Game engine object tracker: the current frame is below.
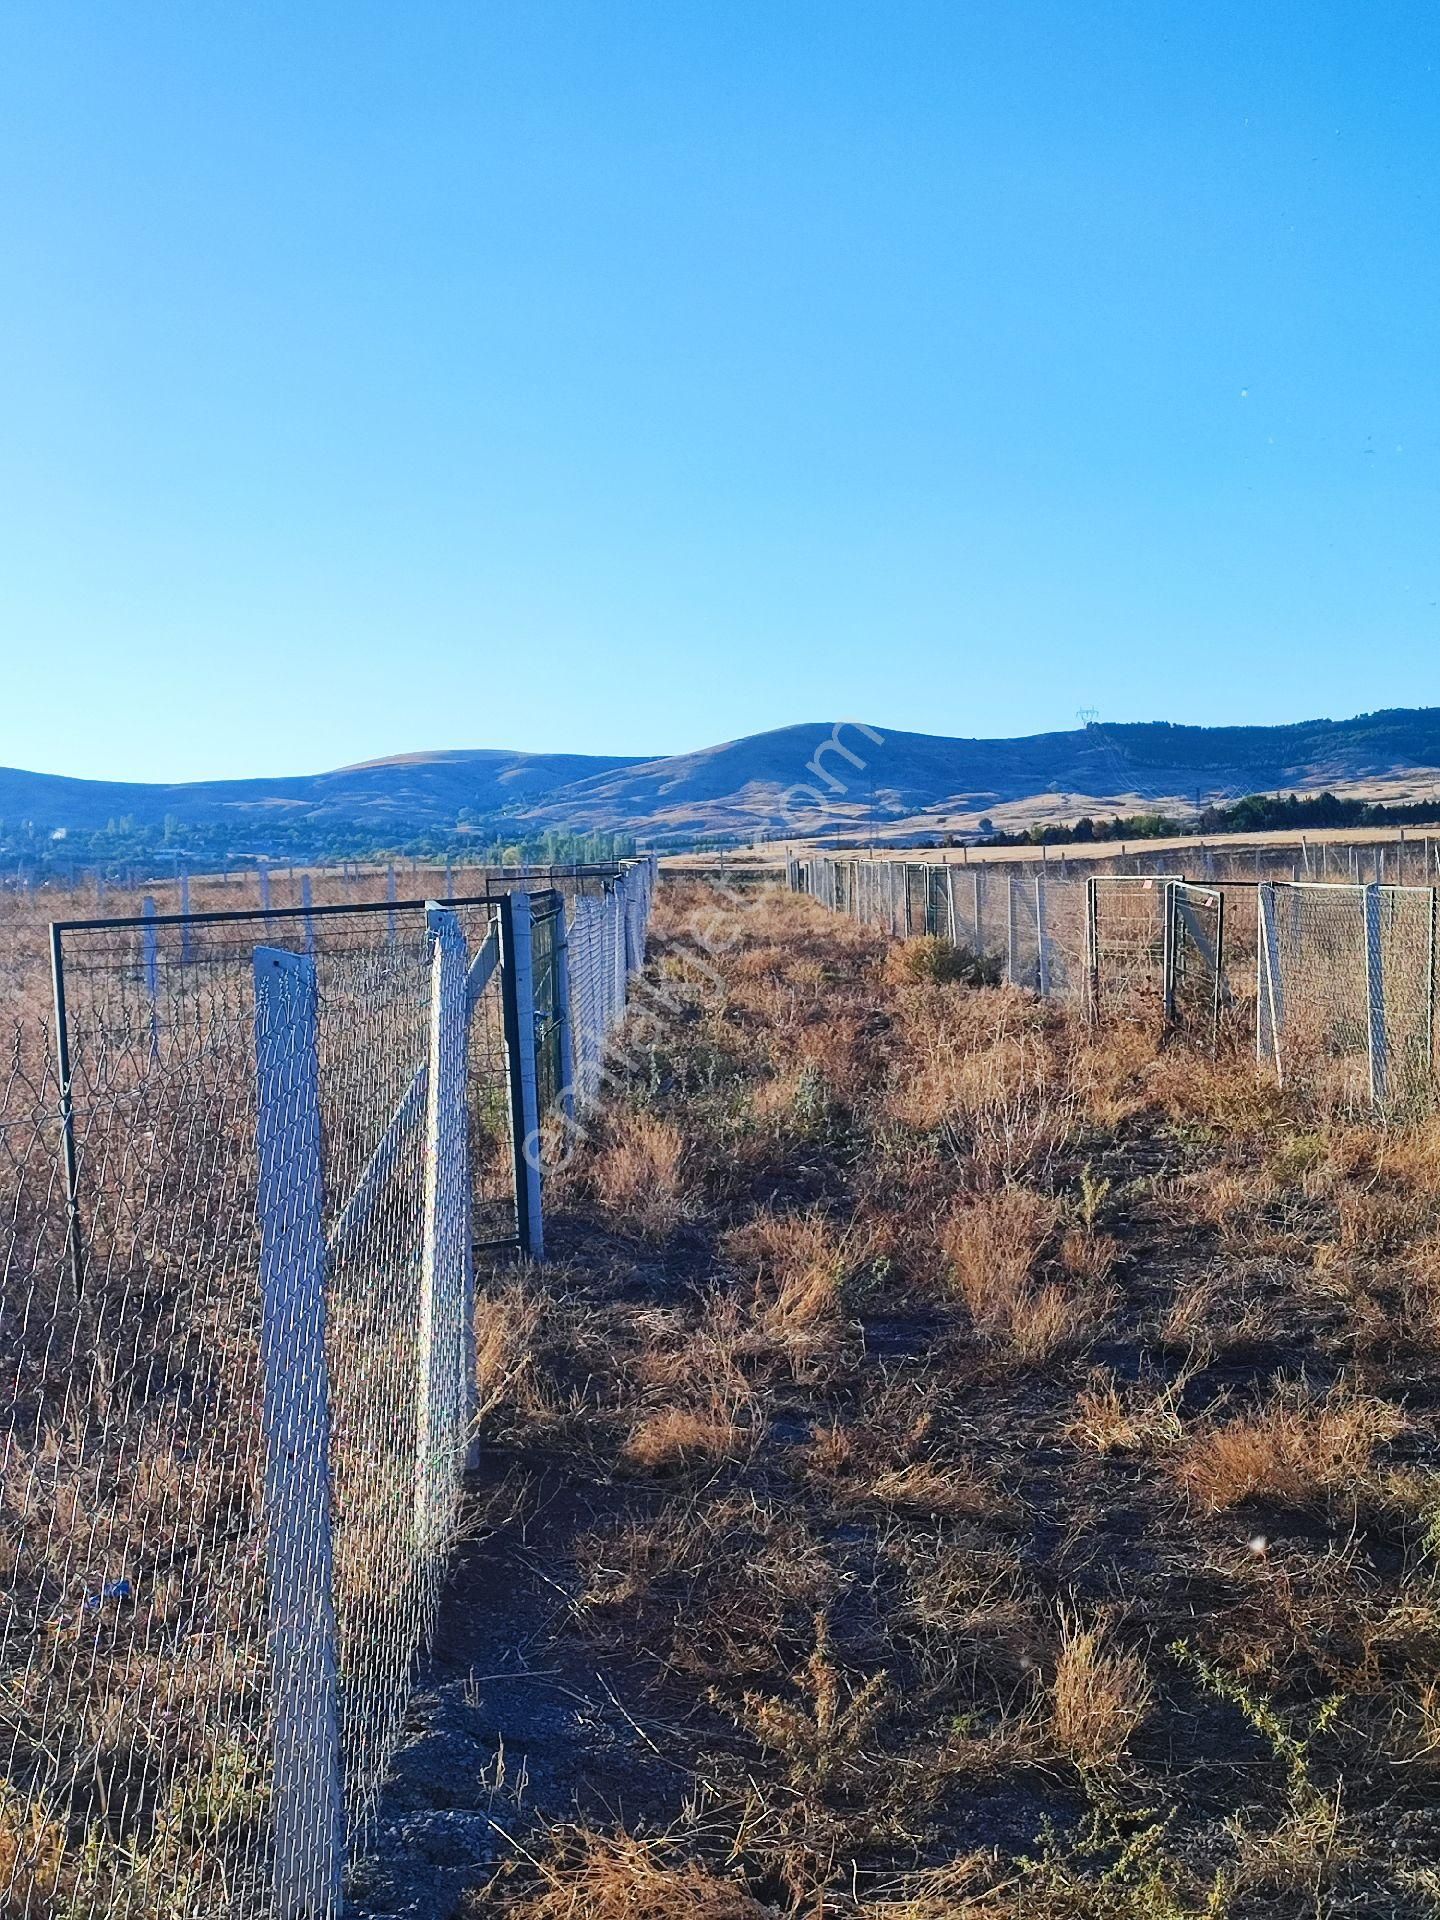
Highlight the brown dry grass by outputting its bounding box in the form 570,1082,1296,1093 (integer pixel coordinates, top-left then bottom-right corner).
588,1109,692,1237
939,1187,1111,1365
458,879,1440,1914
1175,1388,1407,1513
497,1828,771,1919
1048,1610,1154,1770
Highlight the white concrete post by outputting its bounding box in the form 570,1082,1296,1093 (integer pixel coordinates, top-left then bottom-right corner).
1006,875,1019,986
418,906,475,1531
1035,874,1051,998
1257,883,1285,1081
552,899,576,1125
1364,884,1389,1107
142,896,160,1059
252,947,344,1920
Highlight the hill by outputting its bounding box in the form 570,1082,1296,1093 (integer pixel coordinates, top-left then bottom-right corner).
5,710,1440,859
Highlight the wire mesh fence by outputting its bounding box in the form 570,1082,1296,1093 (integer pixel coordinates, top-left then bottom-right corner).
0,861,657,1918
1165,884,1226,1045
1258,882,1438,1110
791,855,1440,1113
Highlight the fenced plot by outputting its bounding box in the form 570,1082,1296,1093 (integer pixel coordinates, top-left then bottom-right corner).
1,861,657,1919
789,855,1440,1113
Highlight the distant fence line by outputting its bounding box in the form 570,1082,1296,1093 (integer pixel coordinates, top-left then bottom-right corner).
0,856,640,916
0,858,655,1917
787,853,1438,1113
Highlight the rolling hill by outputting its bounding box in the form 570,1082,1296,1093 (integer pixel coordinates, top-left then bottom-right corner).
6,710,1440,854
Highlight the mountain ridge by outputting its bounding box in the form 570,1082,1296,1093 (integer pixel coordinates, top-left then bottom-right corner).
6,708,1440,851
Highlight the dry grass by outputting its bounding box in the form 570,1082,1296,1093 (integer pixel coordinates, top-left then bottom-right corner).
496,1828,771,1919
939,1187,1110,1364
620,1403,758,1473
1048,1610,1154,1770
1175,1388,1407,1513
454,880,1440,1910
1067,1368,1188,1456
588,1109,692,1237
721,1207,877,1374
15,864,1440,1916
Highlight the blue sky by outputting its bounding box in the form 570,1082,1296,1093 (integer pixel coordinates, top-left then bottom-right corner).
1,2,1437,782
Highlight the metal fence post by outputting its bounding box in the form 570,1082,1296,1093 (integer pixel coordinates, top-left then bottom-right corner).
1258,883,1285,1081
419,906,475,1521
1035,873,1051,999
1162,884,1177,1028
553,899,576,1124
142,895,160,1059
1085,876,1100,1024
252,947,344,1920
498,890,545,1259
49,925,84,1293
973,870,984,953
259,863,272,918
178,870,192,965
1364,883,1389,1107
1006,875,1018,986
301,875,316,957
386,864,397,946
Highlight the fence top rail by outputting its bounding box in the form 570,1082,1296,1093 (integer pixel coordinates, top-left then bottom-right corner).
49,888,556,936
1274,880,1437,895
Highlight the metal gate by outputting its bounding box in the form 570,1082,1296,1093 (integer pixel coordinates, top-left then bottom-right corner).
1085,876,1180,1021
1164,882,1226,1046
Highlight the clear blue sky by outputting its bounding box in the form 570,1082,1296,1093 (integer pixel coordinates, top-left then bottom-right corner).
2,2,1437,782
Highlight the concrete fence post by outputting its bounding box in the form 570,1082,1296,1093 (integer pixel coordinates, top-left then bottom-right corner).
1006,875,1019,986
142,896,160,1059
1364,884,1389,1107
252,947,344,1920
1257,883,1285,1081
552,900,576,1125
418,906,475,1522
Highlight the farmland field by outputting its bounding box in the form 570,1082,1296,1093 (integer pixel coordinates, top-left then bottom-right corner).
6,872,1440,1917
344,880,1440,1918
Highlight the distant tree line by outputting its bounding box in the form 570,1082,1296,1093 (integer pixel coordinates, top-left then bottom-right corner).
977,788,1440,849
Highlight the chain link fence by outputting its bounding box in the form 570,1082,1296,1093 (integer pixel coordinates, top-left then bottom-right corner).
0,862,656,1918
791,855,1440,1112
1258,881,1437,1110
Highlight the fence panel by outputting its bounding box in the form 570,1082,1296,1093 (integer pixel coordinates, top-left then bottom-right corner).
1,895,520,1917
1165,883,1225,1045
1261,883,1436,1109
1088,876,1178,1021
